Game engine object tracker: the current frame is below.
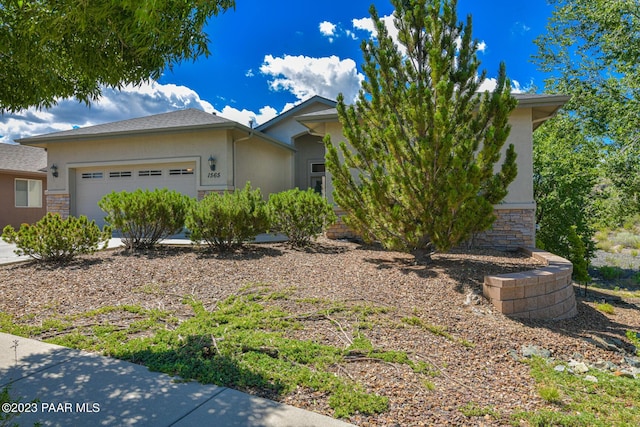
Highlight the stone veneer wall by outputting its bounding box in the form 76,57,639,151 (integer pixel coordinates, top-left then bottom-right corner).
472,208,535,250
325,207,359,240
325,207,536,250
483,248,577,320
46,193,70,219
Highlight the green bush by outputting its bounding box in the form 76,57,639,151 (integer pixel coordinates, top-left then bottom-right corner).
186,183,268,252
1,213,111,263
267,188,337,247
98,189,192,250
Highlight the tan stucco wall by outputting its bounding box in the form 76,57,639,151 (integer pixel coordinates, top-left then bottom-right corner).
322,108,535,209
234,136,294,197
45,130,229,193
0,171,47,229
43,129,290,194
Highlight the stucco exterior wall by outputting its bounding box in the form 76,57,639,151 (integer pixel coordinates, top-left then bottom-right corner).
0,171,47,229
44,129,236,194
234,136,294,197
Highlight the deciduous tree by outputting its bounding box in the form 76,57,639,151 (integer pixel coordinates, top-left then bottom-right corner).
0,0,234,112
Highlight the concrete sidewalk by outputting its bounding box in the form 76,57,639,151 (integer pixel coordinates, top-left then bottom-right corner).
0,333,353,427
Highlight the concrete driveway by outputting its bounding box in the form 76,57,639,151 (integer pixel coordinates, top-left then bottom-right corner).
0,240,30,265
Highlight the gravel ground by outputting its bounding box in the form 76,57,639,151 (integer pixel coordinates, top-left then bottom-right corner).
1,238,639,426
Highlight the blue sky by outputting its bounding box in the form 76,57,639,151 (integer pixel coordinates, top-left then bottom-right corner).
1,0,555,143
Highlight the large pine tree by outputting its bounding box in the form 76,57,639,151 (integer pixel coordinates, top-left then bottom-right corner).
325,0,518,260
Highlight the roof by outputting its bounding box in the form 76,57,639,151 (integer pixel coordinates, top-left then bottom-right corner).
17,108,295,153
0,143,47,174
296,93,571,131
255,95,336,132
17,109,235,144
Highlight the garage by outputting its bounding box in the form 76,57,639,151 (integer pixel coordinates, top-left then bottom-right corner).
73,161,197,228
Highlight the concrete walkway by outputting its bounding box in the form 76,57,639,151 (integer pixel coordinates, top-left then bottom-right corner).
0,333,353,427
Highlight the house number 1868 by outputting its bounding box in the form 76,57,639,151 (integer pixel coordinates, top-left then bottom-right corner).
208,172,221,178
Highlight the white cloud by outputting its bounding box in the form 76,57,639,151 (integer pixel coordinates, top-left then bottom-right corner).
319,21,337,37
477,78,525,94
260,54,364,103
0,81,216,144
218,105,278,128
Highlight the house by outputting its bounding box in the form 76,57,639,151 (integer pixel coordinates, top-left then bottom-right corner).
17,94,569,248
0,143,47,229
17,109,295,228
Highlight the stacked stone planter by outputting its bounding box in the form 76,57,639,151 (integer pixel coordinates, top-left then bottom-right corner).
483,248,578,320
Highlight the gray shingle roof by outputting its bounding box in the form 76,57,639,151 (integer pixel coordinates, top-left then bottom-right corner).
19,108,233,142
0,143,47,173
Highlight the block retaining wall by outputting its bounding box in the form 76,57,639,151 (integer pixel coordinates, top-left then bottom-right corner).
483,248,578,320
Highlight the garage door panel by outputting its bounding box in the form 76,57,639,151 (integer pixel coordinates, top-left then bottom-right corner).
75,162,196,228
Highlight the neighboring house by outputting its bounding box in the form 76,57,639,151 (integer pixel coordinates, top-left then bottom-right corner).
0,143,47,229
18,94,569,248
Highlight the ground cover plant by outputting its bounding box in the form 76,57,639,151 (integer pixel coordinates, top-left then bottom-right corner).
1,238,639,425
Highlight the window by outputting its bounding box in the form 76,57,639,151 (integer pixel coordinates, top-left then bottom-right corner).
310,163,325,174
109,171,132,178
15,179,42,208
138,170,162,177
169,168,194,176
81,172,103,179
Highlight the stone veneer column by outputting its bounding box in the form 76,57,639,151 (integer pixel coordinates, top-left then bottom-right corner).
472,208,535,250
325,207,358,240
46,193,70,219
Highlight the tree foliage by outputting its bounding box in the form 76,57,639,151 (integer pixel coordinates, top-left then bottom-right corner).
1,213,111,263
0,0,235,112
533,115,600,277
534,0,640,225
325,0,517,259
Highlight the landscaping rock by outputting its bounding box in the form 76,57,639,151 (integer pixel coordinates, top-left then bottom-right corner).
554,365,566,373
568,360,590,374
584,375,598,383
587,336,624,353
624,356,640,368
521,345,551,359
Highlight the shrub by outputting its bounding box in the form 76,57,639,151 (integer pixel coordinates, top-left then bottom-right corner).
99,189,192,250
186,183,268,252
1,213,111,263
267,188,337,247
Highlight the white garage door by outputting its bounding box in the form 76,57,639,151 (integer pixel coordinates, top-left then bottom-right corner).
74,162,197,228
